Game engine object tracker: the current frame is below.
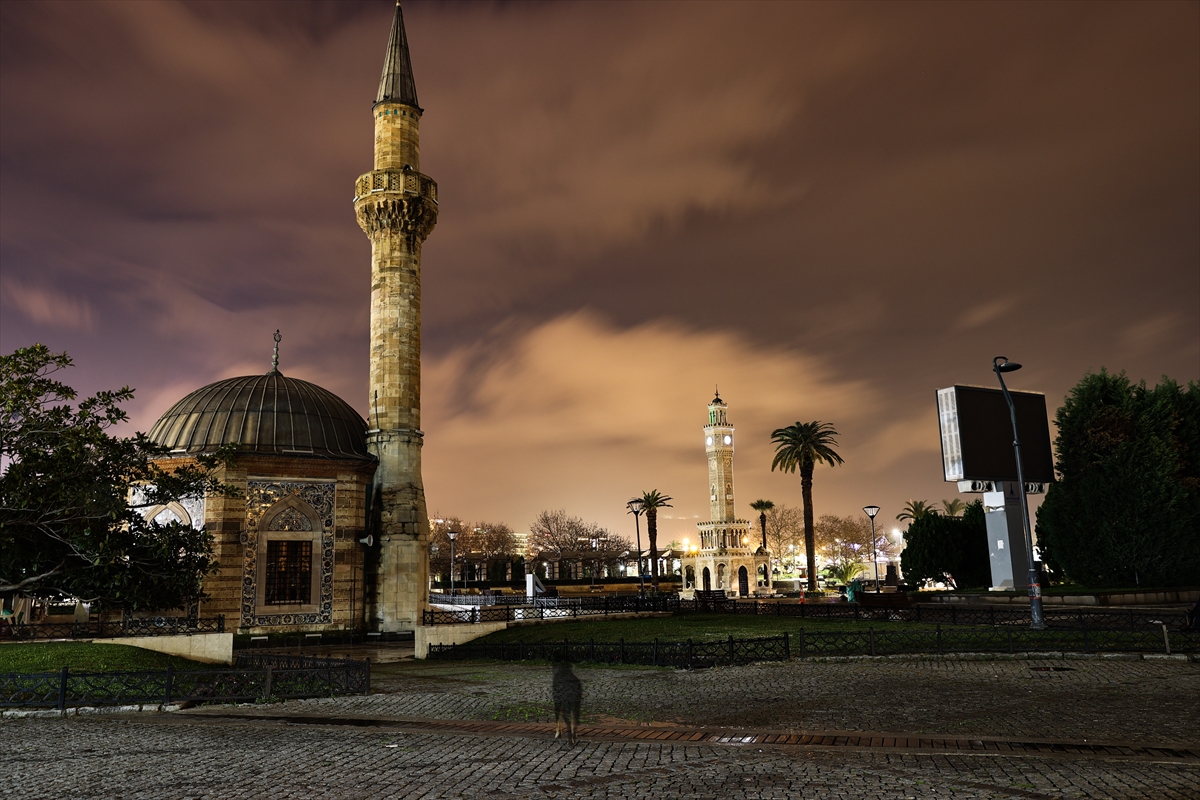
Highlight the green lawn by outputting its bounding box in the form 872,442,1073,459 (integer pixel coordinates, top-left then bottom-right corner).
471,613,949,645
0,642,209,674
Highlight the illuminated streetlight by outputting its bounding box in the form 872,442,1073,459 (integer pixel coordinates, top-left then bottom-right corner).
448,530,458,596
863,505,881,593
626,498,645,596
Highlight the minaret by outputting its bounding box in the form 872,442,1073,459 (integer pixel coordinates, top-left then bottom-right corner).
704,391,736,523
354,1,437,631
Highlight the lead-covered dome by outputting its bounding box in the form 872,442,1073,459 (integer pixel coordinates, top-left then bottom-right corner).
148,373,372,461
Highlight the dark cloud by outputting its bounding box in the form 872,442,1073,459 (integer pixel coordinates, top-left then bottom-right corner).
2,0,1196,536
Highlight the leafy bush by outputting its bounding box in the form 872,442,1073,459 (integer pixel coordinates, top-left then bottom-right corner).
900,501,990,588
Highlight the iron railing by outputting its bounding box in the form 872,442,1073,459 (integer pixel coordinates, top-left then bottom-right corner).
422,594,1191,630
426,625,1196,666
1,616,226,641
423,594,678,625
429,634,790,668
1,653,368,710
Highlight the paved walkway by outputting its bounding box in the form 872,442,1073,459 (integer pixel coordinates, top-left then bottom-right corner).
4,654,1198,798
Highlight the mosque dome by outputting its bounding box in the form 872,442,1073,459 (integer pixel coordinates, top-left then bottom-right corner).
147,372,372,461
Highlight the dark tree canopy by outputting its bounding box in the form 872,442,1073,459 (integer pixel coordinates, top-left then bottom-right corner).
900,501,991,589
1036,371,1200,588
0,345,236,610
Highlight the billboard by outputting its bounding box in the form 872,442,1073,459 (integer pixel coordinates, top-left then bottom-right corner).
936,385,1055,483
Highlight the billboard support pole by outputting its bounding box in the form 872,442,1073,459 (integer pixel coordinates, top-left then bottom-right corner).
993,356,1045,630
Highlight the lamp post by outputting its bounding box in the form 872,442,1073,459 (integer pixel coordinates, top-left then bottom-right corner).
448,530,458,597
863,505,881,592
993,356,1045,630
590,536,598,588
626,498,645,596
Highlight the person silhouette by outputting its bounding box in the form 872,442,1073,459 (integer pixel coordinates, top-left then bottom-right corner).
552,661,582,745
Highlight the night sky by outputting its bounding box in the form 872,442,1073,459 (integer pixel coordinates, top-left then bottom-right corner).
2,1,1197,543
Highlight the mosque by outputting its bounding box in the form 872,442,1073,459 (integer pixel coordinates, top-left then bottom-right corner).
144,3,431,635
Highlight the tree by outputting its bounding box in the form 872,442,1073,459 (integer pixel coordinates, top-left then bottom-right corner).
427,515,467,581
896,500,936,522
750,499,774,551
770,421,844,591
1036,371,1200,587
764,503,804,560
941,499,966,517
814,514,894,569
637,490,673,592
429,515,518,585
0,345,236,611
900,501,991,589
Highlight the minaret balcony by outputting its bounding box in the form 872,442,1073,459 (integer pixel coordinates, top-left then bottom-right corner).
354,169,437,204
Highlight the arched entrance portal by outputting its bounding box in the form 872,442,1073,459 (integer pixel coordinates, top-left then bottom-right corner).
738,566,749,597
702,567,711,591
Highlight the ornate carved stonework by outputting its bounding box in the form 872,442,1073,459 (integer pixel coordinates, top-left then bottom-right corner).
241,480,335,628
355,194,437,244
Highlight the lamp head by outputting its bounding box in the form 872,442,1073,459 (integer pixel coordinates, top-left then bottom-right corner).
993,356,1022,373
448,530,458,541
863,505,880,519
627,498,644,514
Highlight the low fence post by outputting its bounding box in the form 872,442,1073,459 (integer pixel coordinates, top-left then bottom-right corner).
57,666,69,712
1008,628,1014,654
783,631,790,661
1162,624,1171,655
869,628,875,658
364,657,371,695
936,625,943,656
728,634,735,667
687,638,694,670
799,629,805,659
620,638,625,664
262,665,273,702
652,638,658,667
164,663,174,706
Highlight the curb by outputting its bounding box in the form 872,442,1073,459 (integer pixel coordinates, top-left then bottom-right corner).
2,703,186,719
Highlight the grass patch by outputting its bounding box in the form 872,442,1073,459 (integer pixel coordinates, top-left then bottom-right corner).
471,613,948,645
0,642,209,673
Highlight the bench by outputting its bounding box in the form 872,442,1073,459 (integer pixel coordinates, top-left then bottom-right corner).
857,591,915,619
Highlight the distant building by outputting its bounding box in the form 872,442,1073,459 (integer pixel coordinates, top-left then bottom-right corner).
681,392,769,597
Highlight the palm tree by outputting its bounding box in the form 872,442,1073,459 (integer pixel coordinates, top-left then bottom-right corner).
941,498,965,517
637,490,673,592
896,499,936,522
770,421,844,592
750,499,774,550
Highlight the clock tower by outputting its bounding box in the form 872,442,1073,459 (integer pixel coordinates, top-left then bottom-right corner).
684,392,769,597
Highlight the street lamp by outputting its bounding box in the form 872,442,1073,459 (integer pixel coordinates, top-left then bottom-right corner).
448,530,458,597
590,536,598,588
626,498,645,596
993,356,1046,630
863,505,881,592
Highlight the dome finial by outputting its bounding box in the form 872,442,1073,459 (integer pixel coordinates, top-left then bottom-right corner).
269,330,282,375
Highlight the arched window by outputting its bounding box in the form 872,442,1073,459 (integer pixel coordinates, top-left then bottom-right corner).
257,497,323,610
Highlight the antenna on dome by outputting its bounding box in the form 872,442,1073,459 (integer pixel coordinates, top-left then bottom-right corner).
269,330,282,374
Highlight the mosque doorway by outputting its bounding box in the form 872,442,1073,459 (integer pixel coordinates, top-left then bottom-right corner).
702,567,711,591
738,566,749,597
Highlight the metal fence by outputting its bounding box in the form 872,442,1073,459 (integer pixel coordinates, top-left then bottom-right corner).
1,653,369,710
422,594,1191,630
423,594,677,625
427,625,1197,666
429,634,790,668
1,616,226,641
679,598,1193,630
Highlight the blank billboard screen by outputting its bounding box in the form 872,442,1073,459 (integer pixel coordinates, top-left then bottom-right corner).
937,385,1054,483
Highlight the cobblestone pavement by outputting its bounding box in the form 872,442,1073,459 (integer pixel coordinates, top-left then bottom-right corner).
4,655,1197,799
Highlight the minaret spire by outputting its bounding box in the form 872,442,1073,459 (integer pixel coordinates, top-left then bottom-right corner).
376,2,419,110
268,330,281,375
355,3,437,632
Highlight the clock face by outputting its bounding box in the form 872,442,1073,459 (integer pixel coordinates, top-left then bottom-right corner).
705,436,713,446
723,435,732,445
